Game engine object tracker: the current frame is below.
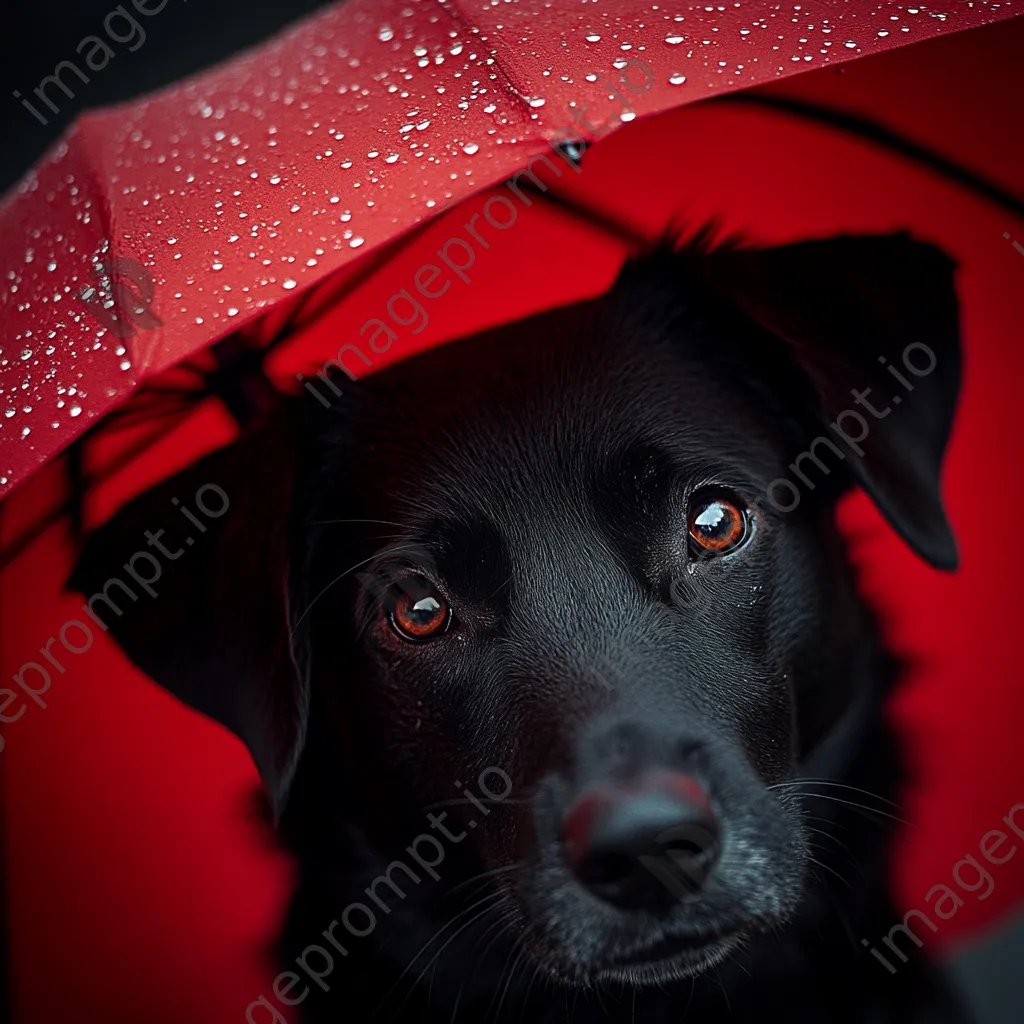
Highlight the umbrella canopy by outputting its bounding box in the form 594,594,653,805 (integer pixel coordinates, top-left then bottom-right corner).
0,0,1018,495
1,4,1023,1023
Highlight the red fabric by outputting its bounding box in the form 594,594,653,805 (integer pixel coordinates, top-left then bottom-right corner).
0,0,1015,495
2,13,1024,1024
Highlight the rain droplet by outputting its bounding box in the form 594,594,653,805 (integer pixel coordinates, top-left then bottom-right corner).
385,153,399,164
666,35,685,45
669,73,687,85
283,279,297,290
462,142,479,155
528,97,545,108
70,405,82,418
844,40,857,48
415,120,430,130
586,33,601,42
378,26,394,42
212,261,224,271
350,237,365,248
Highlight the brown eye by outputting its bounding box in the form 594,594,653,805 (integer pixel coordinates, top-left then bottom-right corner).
688,497,748,556
390,586,451,642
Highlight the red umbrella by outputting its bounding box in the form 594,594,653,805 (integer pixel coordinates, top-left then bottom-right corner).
2,4,1023,1022
0,0,1017,496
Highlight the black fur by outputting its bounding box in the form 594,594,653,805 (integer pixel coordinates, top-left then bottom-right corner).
71,233,970,1023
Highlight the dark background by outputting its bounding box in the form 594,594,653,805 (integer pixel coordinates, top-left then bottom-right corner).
0,0,336,193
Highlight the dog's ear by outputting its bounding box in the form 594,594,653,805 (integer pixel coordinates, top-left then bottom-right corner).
691,232,961,570
67,401,307,818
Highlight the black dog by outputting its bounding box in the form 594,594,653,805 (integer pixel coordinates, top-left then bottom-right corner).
71,232,970,1023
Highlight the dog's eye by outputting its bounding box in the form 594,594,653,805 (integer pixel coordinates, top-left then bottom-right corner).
688,496,749,556
389,584,452,642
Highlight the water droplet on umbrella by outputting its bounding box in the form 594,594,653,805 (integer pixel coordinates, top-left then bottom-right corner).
462,143,479,155
350,237,365,248
669,73,687,85
70,405,81,417
666,35,685,44
586,34,601,42
283,279,297,289
385,153,399,163
378,26,394,42
528,97,545,108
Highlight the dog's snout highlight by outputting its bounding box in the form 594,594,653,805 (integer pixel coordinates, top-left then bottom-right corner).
562,771,721,912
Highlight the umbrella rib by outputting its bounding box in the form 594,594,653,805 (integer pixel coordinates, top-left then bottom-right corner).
515,179,656,249
716,93,1024,219
442,0,535,126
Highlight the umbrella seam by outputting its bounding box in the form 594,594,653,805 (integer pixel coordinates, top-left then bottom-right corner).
441,0,536,128
77,110,162,378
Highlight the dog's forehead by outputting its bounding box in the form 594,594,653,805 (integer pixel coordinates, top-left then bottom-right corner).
355,315,789,524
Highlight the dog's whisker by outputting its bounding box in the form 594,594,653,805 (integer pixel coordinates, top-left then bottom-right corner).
770,778,903,809
806,853,853,889
440,861,523,902
401,901,510,1021
784,790,913,826
368,891,505,1023
290,543,425,635
488,920,533,1023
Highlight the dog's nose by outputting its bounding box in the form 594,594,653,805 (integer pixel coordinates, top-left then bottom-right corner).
562,771,720,911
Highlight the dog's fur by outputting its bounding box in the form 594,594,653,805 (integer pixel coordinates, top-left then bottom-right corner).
72,232,970,1022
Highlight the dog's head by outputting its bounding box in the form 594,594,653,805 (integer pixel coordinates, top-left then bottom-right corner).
71,233,960,987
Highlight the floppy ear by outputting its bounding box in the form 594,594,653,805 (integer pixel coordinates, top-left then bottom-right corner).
690,232,961,570
67,401,307,818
